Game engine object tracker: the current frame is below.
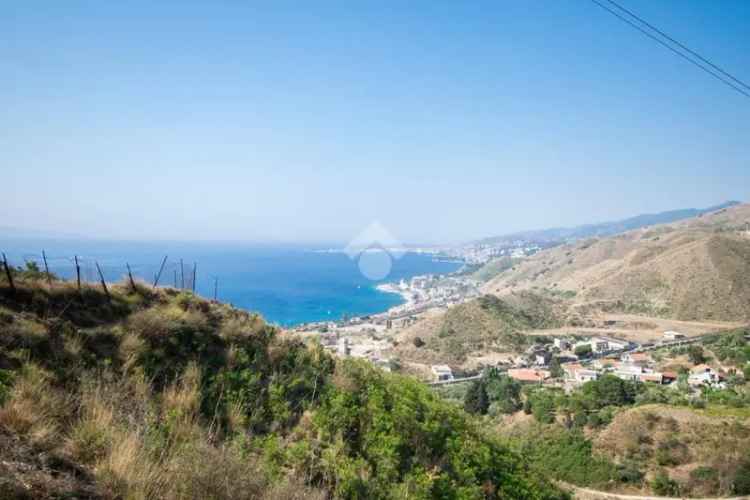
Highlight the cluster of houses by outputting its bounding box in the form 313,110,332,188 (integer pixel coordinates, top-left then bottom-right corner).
428,331,728,390
565,353,726,389
563,351,679,387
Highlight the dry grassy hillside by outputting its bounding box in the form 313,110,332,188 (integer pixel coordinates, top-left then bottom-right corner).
483,203,750,322
593,405,750,497
0,270,566,500
390,292,565,365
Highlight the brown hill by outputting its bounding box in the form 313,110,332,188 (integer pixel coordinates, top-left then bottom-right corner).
390,292,565,365
593,404,750,497
483,203,750,322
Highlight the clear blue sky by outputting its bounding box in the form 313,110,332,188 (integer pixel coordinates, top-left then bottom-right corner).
2,1,748,244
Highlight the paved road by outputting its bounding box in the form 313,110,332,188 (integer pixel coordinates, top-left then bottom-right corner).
427,375,482,386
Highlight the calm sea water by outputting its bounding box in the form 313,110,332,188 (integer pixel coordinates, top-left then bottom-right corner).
0,239,461,326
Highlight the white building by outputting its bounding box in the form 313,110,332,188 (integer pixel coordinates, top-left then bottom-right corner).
590,338,610,353
603,338,629,351
688,365,723,387
615,364,644,382
337,338,351,357
431,365,454,382
620,352,652,366
575,368,599,384
663,331,686,341
554,338,571,351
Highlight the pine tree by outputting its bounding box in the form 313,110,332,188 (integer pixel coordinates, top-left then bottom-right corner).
464,380,489,415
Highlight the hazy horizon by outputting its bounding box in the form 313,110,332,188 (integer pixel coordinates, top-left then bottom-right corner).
3,1,749,244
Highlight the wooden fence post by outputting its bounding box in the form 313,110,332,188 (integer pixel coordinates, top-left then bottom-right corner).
2,253,16,295
74,255,81,294
191,262,197,293
180,259,185,290
153,255,168,288
213,277,218,301
42,250,52,286
95,261,110,300
126,263,137,292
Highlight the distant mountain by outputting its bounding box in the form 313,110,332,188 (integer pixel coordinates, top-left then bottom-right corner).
476,200,741,245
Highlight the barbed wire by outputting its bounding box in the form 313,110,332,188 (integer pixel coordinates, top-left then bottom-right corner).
1,251,202,293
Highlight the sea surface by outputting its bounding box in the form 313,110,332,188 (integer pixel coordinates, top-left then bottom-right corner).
0,239,461,326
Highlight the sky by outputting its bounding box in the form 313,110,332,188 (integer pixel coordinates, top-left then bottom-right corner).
2,1,749,245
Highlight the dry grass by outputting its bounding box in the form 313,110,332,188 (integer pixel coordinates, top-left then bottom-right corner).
0,275,333,499
0,363,70,448
483,203,750,322
593,404,750,496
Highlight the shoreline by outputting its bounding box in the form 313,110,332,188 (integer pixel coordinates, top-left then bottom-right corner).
290,258,468,332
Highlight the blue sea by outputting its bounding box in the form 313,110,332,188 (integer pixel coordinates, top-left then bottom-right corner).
0,239,461,326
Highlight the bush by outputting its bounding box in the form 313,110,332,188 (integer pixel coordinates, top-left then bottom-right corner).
527,389,557,424
312,360,565,499
574,344,592,358
688,345,707,365
0,369,13,405
514,426,618,488
651,470,680,496
485,372,522,414
733,459,750,495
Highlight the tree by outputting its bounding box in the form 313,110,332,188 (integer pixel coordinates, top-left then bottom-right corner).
582,374,640,408
527,389,556,424
574,344,592,358
549,356,564,378
688,345,707,365
485,374,522,414
464,380,490,415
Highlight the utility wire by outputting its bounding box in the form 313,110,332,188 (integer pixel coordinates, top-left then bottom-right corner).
605,0,750,92
589,0,750,99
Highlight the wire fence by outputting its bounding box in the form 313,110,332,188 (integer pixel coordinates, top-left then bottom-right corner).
1,250,219,299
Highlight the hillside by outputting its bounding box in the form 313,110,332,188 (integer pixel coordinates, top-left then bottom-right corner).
593,405,750,497
390,292,565,366
483,203,750,322
0,265,565,499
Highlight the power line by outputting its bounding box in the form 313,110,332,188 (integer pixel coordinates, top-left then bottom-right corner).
589,0,750,99
604,0,750,92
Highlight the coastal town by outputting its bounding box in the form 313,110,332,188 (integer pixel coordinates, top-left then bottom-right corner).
291,239,741,399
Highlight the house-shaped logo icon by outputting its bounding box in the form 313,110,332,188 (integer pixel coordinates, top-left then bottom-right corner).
344,221,405,280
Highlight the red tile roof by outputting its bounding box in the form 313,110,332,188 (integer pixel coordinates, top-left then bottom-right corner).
508,369,551,383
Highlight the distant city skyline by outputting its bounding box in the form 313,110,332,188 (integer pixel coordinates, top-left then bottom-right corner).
3,1,749,244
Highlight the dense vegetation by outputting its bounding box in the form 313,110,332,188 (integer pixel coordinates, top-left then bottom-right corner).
451,365,750,497
0,268,565,499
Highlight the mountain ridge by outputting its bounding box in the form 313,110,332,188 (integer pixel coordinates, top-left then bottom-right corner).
474,200,741,246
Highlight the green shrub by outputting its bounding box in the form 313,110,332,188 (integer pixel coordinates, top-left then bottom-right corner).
312,360,565,499
651,470,680,496
574,344,592,358
0,369,13,405
733,459,750,495
514,426,618,488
